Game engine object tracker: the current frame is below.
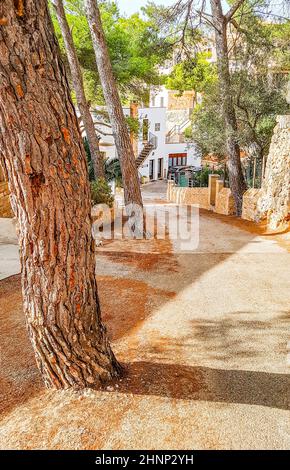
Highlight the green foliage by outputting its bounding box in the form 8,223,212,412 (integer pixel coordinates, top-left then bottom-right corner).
51,0,167,104
232,72,288,154
190,71,289,160
166,53,217,94
190,83,227,158
84,136,122,187
192,166,223,187
125,116,140,137
105,158,122,187
90,178,114,208
268,22,290,71
185,5,290,160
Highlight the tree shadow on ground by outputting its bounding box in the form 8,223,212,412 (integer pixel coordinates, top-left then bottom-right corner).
112,361,290,411
0,194,289,418
0,275,43,418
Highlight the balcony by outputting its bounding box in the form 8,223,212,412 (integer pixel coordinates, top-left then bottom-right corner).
165,119,190,144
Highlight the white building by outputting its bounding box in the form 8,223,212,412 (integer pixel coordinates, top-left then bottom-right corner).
135,87,201,180
96,86,201,181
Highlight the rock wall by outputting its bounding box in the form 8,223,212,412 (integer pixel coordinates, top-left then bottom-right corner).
167,181,210,209
167,90,195,111
242,189,261,221
215,188,235,216
167,179,237,215
168,180,249,218
257,115,290,229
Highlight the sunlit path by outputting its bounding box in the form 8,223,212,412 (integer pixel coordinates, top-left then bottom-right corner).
1,182,289,450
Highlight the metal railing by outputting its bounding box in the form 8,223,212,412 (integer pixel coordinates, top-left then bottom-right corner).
165,119,191,144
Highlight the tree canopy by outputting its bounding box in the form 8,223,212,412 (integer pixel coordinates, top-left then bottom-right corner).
165,0,290,159
51,0,168,104
166,52,216,94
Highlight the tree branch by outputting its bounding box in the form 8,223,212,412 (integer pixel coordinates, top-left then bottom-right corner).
229,17,247,35
225,0,246,22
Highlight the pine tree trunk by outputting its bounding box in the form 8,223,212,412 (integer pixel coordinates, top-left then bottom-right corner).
0,0,121,389
52,0,104,179
84,0,143,208
210,0,247,215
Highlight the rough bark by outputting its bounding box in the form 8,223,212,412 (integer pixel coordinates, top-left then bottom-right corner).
52,0,104,179
0,0,121,389
84,0,143,208
210,0,247,215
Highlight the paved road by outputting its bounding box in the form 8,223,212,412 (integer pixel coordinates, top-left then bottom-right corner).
98,181,290,449
1,181,290,449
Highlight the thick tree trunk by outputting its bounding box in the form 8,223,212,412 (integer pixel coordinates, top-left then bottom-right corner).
0,0,120,389
84,0,143,208
210,0,247,215
52,0,104,179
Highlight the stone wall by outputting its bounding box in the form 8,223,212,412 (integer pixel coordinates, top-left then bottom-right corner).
242,189,261,221
167,179,235,217
257,115,290,229
167,181,210,209
208,174,220,206
215,188,235,216
167,164,289,223
167,91,195,111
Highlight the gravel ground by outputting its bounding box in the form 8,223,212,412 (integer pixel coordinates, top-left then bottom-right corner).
0,181,290,449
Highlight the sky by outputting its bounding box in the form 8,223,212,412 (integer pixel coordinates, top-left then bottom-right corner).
116,0,175,15
116,1,286,18
116,0,230,16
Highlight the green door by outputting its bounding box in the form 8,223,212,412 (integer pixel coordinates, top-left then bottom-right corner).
179,174,187,187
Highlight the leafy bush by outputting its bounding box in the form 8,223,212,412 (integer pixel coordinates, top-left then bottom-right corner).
90,178,114,208
190,166,224,187
105,158,123,187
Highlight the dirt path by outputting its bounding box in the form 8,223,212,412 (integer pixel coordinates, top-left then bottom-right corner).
0,181,290,449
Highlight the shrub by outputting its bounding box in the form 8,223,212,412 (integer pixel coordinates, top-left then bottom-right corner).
90,178,114,208
105,158,123,187
190,166,224,187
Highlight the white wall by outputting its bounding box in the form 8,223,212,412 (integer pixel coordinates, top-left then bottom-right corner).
137,106,201,180
80,98,201,179
98,107,130,161
150,86,168,108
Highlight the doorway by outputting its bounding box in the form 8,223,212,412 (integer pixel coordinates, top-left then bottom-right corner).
149,160,154,180
158,158,163,179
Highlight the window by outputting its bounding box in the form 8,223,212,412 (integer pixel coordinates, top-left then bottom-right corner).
155,123,160,132
169,153,187,167
151,96,155,107
160,97,164,107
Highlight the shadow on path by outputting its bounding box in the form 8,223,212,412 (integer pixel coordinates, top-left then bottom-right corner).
113,361,290,411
